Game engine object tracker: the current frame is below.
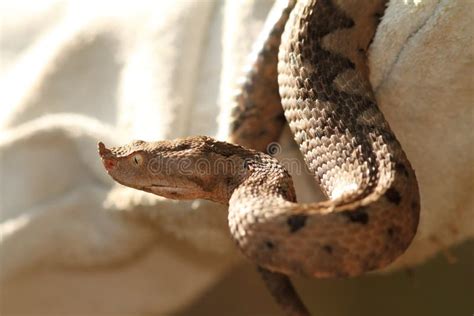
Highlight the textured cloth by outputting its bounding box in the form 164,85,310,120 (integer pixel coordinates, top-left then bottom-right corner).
1,0,473,314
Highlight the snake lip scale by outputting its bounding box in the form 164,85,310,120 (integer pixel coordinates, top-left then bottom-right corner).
98,0,420,314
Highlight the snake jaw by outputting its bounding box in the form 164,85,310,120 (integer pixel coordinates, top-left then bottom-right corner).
147,184,197,200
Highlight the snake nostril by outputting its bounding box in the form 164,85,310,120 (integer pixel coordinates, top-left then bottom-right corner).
103,158,116,171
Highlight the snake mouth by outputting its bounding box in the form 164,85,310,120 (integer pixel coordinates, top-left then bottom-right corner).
143,183,194,199
149,184,169,188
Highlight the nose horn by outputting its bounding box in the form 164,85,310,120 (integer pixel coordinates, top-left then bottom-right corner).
98,141,112,157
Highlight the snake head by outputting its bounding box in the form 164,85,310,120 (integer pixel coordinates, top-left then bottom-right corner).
97,136,242,203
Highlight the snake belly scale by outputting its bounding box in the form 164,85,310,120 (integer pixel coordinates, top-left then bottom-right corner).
98,0,420,314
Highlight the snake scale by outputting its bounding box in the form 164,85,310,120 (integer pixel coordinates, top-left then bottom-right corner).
98,0,420,314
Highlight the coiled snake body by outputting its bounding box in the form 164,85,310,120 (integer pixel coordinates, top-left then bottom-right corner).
99,0,420,314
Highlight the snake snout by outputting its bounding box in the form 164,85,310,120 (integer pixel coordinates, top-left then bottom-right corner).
98,141,117,171
98,141,110,157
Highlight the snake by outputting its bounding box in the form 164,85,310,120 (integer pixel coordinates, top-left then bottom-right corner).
98,0,420,314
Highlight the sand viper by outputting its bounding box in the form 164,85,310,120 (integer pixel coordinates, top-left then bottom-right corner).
98,0,420,314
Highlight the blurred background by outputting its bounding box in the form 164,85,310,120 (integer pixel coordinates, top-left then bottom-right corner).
1,0,473,315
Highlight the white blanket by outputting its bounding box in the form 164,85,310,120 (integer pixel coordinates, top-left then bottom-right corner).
1,0,473,314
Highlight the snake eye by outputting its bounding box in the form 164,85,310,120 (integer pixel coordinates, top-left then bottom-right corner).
131,153,143,167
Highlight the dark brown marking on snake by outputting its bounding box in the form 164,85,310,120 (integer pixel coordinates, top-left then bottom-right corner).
322,245,333,254
387,226,400,238
385,188,402,205
225,176,240,191
203,140,254,159
142,141,194,155
373,11,384,21
411,200,421,230
396,162,409,177
230,105,254,133
387,227,395,238
274,112,287,123
341,207,369,225
287,214,308,233
188,175,208,190
265,240,275,250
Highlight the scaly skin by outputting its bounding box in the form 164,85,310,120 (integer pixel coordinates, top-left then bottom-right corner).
98,0,420,315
